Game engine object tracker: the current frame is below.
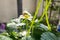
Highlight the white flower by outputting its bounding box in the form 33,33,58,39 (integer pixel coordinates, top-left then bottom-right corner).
22,31,27,36
11,18,20,23
7,22,16,27
19,15,25,19
19,31,31,37
35,19,38,22
16,23,26,26
7,22,26,29
19,11,33,21
23,11,31,16
7,22,17,29
28,18,32,21
19,31,27,36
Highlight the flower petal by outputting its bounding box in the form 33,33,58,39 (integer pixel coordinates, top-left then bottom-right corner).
16,23,26,26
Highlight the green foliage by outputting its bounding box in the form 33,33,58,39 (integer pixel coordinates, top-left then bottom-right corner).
0,0,60,40
0,35,13,40
40,32,57,40
20,36,35,40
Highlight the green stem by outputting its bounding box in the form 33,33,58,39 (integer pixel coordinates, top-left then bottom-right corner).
45,10,51,31
26,0,42,36
26,20,29,30
39,0,52,31
38,0,49,22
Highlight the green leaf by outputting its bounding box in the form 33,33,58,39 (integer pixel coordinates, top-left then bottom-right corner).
11,31,18,37
58,36,60,40
39,24,48,31
40,32,57,40
20,36,35,40
0,35,13,40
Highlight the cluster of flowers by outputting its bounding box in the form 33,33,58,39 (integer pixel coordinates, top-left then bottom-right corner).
0,11,60,40
7,11,39,37
7,11,39,27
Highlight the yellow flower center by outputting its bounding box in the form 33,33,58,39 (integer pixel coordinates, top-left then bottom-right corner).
23,13,30,19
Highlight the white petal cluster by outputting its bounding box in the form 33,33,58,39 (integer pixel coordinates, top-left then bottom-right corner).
19,11,33,21
19,31,27,36
16,23,25,26
7,11,33,30
11,18,20,23
7,22,17,29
